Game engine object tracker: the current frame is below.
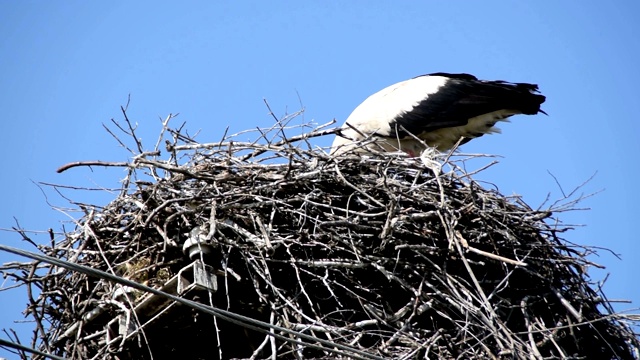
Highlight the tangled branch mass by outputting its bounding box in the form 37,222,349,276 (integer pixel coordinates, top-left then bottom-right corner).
2,110,638,360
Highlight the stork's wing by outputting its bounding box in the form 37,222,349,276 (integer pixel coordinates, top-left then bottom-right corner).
388,73,546,138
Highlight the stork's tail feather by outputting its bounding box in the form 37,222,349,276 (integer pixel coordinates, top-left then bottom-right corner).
504,82,546,115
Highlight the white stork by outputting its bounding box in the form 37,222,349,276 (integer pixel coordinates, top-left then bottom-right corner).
330,73,546,156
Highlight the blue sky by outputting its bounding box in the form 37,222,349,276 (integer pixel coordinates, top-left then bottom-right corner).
1,1,639,355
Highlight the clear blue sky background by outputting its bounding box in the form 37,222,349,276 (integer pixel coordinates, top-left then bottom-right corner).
1,1,638,355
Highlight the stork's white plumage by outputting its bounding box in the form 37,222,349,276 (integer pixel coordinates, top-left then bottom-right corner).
331,73,546,156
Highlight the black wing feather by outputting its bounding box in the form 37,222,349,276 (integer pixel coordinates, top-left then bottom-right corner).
389,73,546,138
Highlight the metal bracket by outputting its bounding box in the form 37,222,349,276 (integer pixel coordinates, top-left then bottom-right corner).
106,260,218,345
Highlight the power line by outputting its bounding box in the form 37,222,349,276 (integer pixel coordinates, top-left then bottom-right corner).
0,338,67,360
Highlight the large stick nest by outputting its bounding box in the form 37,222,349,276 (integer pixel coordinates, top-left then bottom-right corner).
2,111,639,360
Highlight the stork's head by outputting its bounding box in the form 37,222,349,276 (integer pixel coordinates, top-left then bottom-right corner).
330,125,426,157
